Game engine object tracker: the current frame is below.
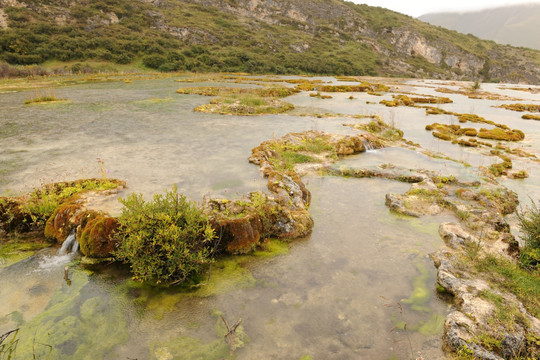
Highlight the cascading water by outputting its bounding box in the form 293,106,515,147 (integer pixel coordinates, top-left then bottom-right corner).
35,231,79,272
58,231,79,255
362,139,377,152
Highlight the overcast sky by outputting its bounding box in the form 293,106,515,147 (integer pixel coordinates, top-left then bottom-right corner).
350,0,540,17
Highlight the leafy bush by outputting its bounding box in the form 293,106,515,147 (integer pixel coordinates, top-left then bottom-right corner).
114,186,215,285
142,54,166,69
518,200,540,271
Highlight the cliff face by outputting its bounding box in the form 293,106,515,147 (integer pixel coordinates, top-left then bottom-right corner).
1,0,539,83
420,4,540,51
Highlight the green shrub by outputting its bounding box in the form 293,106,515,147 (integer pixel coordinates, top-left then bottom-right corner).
142,54,166,69
518,200,540,270
114,186,215,285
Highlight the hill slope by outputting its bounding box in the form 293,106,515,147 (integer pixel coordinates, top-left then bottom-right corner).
0,0,539,83
419,4,540,51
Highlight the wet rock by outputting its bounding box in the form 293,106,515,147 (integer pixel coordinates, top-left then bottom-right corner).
385,193,421,217
44,203,84,243
77,211,120,258
439,222,476,249
211,214,262,254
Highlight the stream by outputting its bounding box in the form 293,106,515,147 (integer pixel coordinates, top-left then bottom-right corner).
1,76,539,359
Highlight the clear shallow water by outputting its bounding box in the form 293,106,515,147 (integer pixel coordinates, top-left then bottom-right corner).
1,76,539,359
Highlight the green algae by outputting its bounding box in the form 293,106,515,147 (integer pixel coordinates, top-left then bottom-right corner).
401,261,432,313
119,239,290,319
150,309,249,360
12,270,128,359
251,239,290,258
414,313,445,336
0,241,50,269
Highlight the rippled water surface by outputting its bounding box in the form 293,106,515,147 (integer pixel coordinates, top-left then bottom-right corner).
1,76,539,359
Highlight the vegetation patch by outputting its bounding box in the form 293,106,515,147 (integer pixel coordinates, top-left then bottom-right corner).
517,200,540,271
380,94,452,107
522,114,540,121
114,186,215,285
478,128,525,142
177,86,296,115
349,116,403,141
499,104,540,113
0,179,124,233
475,255,540,319
23,95,67,105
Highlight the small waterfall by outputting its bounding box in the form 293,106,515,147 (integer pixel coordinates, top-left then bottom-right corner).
362,140,377,152
58,231,79,255
35,231,79,272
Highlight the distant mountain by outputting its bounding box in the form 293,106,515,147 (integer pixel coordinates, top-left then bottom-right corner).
419,4,540,51
0,0,539,83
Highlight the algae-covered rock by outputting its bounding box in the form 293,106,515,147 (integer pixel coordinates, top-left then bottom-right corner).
77,211,119,258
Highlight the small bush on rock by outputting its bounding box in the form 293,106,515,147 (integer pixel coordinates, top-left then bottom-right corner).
114,186,215,285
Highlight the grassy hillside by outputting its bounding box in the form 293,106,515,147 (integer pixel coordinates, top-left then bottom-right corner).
0,0,539,83
419,4,540,51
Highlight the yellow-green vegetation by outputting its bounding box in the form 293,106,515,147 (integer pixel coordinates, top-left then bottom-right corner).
114,186,215,285
414,313,445,336
351,116,403,141
424,106,456,115
381,94,452,107
0,179,124,232
456,113,510,130
424,119,524,147
478,127,525,141
425,123,476,143
309,92,332,99
517,200,540,271
0,237,50,268
499,104,540,113
401,261,431,312
176,86,296,115
380,94,415,107
118,239,288,318
150,310,248,360
23,95,66,105
522,114,540,120
267,136,335,172
313,83,389,93
475,255,540,319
